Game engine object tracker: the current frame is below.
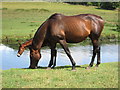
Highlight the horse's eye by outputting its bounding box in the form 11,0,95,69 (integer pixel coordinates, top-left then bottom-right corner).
21,48,24,51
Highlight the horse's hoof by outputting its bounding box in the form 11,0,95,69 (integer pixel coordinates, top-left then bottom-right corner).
46,67,51,70
86,66,91,70
35,66,37,69
29,66,37,69
51,67,55,69
71,69,76,71
94,65,99,69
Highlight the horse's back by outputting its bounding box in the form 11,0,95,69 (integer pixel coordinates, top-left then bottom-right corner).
47,13,104,43
48,13,104,31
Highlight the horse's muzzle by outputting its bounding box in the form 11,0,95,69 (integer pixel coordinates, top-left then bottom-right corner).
17,53,21,57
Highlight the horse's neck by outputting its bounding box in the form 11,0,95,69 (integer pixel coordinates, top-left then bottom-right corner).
32,21,47,50
23,39,33,47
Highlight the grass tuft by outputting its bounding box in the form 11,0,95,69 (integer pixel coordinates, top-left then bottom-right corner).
1,8,8,10
15,8,25,11
39,8,50,12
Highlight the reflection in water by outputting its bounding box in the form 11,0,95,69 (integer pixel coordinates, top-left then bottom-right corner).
0,44,118,70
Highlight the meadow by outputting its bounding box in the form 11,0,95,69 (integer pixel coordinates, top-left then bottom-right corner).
2,62,118,88
2,2,119,44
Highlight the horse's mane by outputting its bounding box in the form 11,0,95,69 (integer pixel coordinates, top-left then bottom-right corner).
76,14,103,19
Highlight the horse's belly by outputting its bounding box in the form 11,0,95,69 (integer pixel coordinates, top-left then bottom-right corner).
65,35,88,43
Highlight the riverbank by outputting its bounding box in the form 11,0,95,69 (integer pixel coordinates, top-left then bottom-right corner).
2,62,118,88
1,2,119,45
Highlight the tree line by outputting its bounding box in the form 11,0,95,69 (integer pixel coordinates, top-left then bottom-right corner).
65,2,120,10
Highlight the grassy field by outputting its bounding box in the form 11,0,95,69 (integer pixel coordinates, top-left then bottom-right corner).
1,2,119,44
2,62,118,88
1,2,119,89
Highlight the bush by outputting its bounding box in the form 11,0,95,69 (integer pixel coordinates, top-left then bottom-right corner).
100,2,119,10
116,24,120,32
65,2,119,10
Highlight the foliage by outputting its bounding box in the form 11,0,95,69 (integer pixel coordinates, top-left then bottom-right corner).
115,24,120,32
66,2,119,10
100,2,119,10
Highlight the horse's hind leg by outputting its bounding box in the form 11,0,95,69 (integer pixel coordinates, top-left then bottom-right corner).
86,39,100,69
59,40,76,70
95,47,100,67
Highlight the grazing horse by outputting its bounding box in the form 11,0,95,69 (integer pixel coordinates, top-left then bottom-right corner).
18,13,104,70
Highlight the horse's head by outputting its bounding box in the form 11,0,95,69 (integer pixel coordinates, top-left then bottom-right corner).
17,39,33,57
17,44,25,57
29,48,41,69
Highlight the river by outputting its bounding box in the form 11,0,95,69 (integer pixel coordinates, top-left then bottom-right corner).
0,44,118,70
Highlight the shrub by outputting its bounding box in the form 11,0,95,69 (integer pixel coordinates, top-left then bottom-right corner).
100,2,119,10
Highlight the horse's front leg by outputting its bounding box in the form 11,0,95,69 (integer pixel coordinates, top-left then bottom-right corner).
47,49,57,69
52,49,57,68
47,44,57,69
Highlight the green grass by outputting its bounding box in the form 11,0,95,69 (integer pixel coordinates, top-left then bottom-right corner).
2,62,118,88
2,2,119,44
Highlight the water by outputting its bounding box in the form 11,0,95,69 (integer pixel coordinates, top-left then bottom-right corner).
0,44,118,70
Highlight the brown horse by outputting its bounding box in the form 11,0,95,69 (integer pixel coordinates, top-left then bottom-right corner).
19,13,104,70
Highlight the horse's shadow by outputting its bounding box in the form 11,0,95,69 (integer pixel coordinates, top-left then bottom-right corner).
22,65,86,70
